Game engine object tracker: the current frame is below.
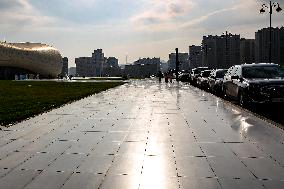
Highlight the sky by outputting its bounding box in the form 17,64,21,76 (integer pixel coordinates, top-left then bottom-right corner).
0,0,283,67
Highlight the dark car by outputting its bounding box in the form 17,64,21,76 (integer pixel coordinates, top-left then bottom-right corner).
223,63,284,107
190,67,209,86
179,72,191,82
208,69,228,95
196,70,212,89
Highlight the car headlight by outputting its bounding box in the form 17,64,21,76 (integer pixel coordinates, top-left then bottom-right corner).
259,86,276,95
248,84,260,91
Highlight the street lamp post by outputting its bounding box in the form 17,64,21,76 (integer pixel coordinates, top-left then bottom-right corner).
260,1,282,63
223,31,229,67
175,48,179,81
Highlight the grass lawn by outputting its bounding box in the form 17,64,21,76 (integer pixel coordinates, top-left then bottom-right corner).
0,80,124,126
72,77,125,81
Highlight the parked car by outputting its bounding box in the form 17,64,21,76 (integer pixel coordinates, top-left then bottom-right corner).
208,69,228,95
190,67,209,85
223,63,284,107
196,70,212,89
179,72,191,82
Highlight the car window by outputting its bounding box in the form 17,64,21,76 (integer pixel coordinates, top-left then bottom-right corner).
216,70,227,78
242,66,284,78
202,71,211,77
231,67,238,76
235,67,241,76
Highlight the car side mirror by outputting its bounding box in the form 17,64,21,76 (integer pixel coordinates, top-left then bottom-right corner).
231,75,239,80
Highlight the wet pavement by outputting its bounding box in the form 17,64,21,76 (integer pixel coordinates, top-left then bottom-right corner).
0,79,284,189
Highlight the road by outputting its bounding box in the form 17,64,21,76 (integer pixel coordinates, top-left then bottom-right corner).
0,79,284,189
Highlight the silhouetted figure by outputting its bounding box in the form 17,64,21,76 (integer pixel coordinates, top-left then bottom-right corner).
158,71,163,82
164,72,169,83
168,70,173,83
175,48,179,82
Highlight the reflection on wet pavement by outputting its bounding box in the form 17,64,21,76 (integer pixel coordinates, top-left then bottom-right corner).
0,79,284,189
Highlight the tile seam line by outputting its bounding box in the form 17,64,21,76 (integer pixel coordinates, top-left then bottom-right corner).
180,110,224,189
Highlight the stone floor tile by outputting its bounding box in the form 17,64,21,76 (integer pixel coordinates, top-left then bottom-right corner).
61,172,104,189
219,178,265,189
24,170,72,189
0,80,284,188
0,169,40,189
208,157,254,179
179,178,221,189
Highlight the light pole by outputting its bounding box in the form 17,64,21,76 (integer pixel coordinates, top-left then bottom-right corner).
260,1,282,63
175,48,179,81
222,31,229,68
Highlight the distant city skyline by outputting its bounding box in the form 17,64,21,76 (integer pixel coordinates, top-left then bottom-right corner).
0,0,283,67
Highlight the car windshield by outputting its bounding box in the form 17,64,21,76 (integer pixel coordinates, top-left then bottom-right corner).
201,71,211,77
194,70,201,74
216,70,227,78
242,66,284,79
194,68,208,74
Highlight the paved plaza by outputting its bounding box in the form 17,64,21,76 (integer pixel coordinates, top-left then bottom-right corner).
0,79,284,189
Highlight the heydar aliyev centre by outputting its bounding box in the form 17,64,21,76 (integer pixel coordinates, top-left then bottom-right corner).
0,41,62,79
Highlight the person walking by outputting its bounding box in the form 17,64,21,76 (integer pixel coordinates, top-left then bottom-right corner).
158,71,163,82
169,70,173,83
164,72,168,83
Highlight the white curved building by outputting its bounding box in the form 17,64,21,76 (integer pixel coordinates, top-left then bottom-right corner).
0,42,62,79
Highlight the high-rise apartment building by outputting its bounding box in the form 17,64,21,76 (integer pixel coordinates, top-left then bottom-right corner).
240,38,255,64
124,64,158,78
92,49,105,66
168,53,189,71
123,57,161,77
133,57,161,66
60,57,68,76
202,34,240,69
133,57,161,72
255,27,284,66
189,45,202,68
280,28,284,67
75,49,106,77
75,57,96,77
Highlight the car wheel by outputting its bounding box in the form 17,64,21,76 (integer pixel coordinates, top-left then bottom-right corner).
212,86,216,95
215,87,221,96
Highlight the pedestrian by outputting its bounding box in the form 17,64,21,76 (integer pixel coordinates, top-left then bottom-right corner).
164,72,168,83
158,71,163,82
169,70,173,83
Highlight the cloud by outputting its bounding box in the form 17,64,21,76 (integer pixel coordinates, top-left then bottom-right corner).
1,0,283,66
0,0,59,35
180,6,238,29
131,0,194,30
0,0,30,10
179,0,284,37
68,0,98,7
